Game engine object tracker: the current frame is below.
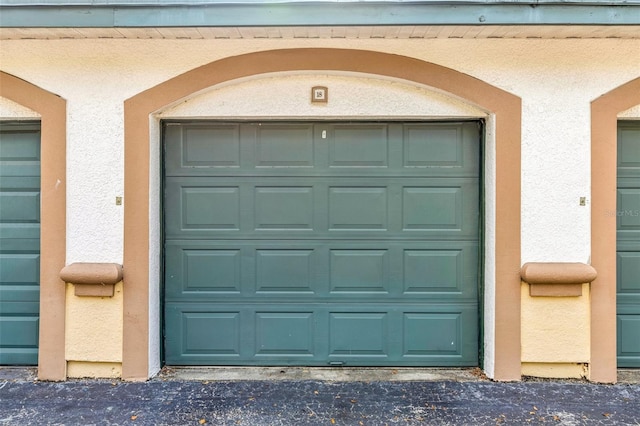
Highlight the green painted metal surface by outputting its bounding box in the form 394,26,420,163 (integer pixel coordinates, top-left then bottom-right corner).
1,2,639,28
0,122,40,366
164,121,480,366
617,121,640,368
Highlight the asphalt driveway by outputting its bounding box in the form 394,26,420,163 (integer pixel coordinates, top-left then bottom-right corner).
1,368,639,425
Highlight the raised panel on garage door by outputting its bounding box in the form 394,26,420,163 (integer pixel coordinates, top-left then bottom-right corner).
0,122,40,365
617,121,640,367
164,121,480,366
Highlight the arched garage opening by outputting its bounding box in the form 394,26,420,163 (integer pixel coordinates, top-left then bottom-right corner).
591,77,640,383
0,71,66,381
123,49,522,380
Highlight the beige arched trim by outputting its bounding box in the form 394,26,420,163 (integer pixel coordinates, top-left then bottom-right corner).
123,48,522,380
0,72,67,381
591,77,640,383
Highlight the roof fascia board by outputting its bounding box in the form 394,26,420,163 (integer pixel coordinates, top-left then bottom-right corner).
1,3,639,27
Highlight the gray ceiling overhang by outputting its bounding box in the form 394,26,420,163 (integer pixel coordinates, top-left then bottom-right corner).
1,1,640,28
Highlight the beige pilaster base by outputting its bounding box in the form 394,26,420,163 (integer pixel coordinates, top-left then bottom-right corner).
520,282,591,379
521,362,588,379
65,282,123,378
67,361,122,379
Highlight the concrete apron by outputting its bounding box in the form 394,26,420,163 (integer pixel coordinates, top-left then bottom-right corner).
2,366,640,383
160,367,484,382
162,367,640,383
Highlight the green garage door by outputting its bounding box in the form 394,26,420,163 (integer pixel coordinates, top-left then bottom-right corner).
164,121,480,366
617,121,640,367
0,122,40,365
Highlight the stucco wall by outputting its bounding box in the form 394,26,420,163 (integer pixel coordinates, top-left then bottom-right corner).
620,104,640,118
159,74,485,118
0,97,39,118
1,38,638,378
1,38,636,265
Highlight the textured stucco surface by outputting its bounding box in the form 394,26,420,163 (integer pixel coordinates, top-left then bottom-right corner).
65,282,123,364
520,283,591,364
521,362,588,379
1,38,639,377
67,361,122,379
0,96,39,118
619,104,640,118
1,38,637,264
483,116,497,379
148,118,162,378
160,74,485,118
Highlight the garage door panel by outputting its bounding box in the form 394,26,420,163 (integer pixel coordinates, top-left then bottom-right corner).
0,167,40,181
404,249,467,294
165,122,479,178
0,192,40,223
404,313,462,356
0,311,39,365
256,124,315,168
617,252,640,294
255,312,316,356
617,312,640,367
329,312,390,357
0,315,39,345
329,250,389,294
165,240,478,301
164,303,477,365
329,124,389,168
0,295,38,312
164,123,241,170
402,186,463,230
168,186,241,231
256,249,316,294
0,122,40,366
618,123,640,177
165,177,478,240
255,186,315,230
179,249,242,294
403,124,469,168
328,187,388,230
165,181,243,235
0,128,40,160
0,348,38,366
617,121,640,367
0,254,39,287
185,126,241,168
167,310,242,358
616,186,640,233
0,235,39,251
164,120,479,366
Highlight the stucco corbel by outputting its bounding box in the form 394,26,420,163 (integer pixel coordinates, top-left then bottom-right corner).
60,263,123,297
521,262,597,297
